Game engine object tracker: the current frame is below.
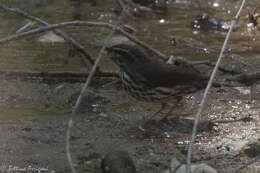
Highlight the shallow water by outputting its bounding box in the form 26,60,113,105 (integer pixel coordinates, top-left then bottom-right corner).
0,0,260,72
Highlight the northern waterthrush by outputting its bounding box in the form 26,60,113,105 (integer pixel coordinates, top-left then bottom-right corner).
106,44,212,119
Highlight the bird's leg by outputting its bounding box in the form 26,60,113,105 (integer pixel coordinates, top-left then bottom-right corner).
161,106,175,121
149,102,168,120
161,96,183,121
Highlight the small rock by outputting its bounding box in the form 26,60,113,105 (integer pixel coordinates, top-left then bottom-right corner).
101,150,136,173
163,157,218,173
192,13,240,32
230,140,248,152
193,164,218,173
244,141,260,158
38,31,65,43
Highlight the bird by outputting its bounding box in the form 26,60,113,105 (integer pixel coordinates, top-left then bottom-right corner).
106,44,213,120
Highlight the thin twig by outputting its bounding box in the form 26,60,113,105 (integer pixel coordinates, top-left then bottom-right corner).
0,4,95,66
227,71,260,86
185,0,246,173
0,20,168,60
181,60,241,75
0,70,118,82
65,2,126,173
202,61,242,75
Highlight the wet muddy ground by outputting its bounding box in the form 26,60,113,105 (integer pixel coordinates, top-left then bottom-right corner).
0,73,259,173
0,0,260,173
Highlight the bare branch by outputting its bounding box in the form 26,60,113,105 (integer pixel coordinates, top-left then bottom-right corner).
65,1,126,172
0,4,95,66
0,70,117,82
0,20,168,61
227,71,260,85
186,0,246,173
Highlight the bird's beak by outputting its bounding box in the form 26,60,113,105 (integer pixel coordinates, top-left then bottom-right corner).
106,46,118,62
106,46,122,54
106,45,129,55
105,46,114,52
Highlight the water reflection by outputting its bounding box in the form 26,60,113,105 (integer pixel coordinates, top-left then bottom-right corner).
0,0,260,70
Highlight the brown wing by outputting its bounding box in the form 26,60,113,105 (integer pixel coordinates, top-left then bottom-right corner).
130,59,209,89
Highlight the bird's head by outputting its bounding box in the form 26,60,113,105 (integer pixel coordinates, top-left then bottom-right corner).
106,44,147,68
